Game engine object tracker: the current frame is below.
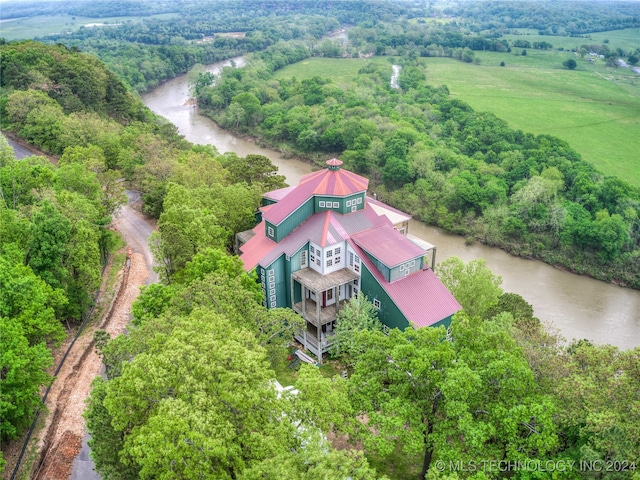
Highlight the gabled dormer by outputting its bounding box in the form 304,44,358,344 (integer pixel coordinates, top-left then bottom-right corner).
262,159,368,242
351,225,426,283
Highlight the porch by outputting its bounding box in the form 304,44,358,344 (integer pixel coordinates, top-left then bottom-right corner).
294,328,336,359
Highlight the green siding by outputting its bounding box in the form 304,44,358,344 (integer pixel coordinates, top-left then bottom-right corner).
428,315,453,330
276,198,314,241
389,257,423,283
279,243,309,307
360,265,409,330
265,221,276,241
315,192,365,215
264,255,287,309
363,252,391,283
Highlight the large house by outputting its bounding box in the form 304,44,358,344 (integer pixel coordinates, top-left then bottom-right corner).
239,159,461,361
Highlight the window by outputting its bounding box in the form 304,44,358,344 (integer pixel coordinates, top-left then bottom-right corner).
346,200,352,207
301,250,308,268
270,301,277,308
269,288,276,295
326,250,332,258
327,259,333,267
310,254,315,263
270,294,276,301
410,260,416,267
335,257,341,265
400,264,405,271
268,275,275,283
357,197,362,204
354,264,360,273
333,201,339,208
351,206,357,212
327,289,333,300
267,226,274,237
349,252,354,266
269,282,275,289
319,201,325,207
316,258,321,266
335,247,341,255
309,246,314,254
268,269,275,275
373,298,381,309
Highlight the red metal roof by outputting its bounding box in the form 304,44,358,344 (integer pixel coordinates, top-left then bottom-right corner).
350,240,461,327
262,166,368,225
351,224,426,267
239,223,276,271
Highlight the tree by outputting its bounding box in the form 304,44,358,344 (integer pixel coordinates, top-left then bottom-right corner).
220,153,286,191
521,49,527,56
225,102,246,128
563,58,577,70
555,343,640,469
441,313,559,467
87,309,356,479
0,256,66,344
436,257,503,319
347,326,454,479
0,316,53,440
331,294,382,365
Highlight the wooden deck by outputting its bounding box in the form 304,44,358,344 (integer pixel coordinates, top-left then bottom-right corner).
294,330,335,357
292,298,347,325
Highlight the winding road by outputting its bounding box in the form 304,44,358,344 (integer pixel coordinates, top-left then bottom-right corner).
6,136,157,480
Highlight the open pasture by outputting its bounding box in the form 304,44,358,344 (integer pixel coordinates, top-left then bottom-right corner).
424,50,640,184
275,52,640,186
274,56,388,87
0,13,177,41
502,28,640,54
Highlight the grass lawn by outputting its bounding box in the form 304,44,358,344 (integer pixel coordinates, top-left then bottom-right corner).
274,52,640,186
0,13,177,41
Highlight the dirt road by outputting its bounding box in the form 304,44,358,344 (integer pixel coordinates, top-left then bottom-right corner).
5,192,158,480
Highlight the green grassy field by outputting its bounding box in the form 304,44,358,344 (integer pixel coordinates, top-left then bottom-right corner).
502,28,640,53
274,57,389,87
0,13,177,41
274,51,640,186
423,49,640,185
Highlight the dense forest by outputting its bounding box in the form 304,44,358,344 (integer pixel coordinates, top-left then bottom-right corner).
1,0,640,477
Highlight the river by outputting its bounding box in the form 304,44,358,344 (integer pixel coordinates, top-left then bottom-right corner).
141,58,640,349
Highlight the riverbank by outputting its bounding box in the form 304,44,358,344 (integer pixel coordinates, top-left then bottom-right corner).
193,105,640,291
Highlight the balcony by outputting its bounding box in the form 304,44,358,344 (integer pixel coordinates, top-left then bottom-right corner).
292,298,348,325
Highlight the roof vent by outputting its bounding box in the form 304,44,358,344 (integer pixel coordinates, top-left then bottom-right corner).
326,158,343,171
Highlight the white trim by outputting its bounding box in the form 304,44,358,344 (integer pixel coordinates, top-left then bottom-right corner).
319,201,325,207
270,301,277,308
333,201,339,208
267,226,274,237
